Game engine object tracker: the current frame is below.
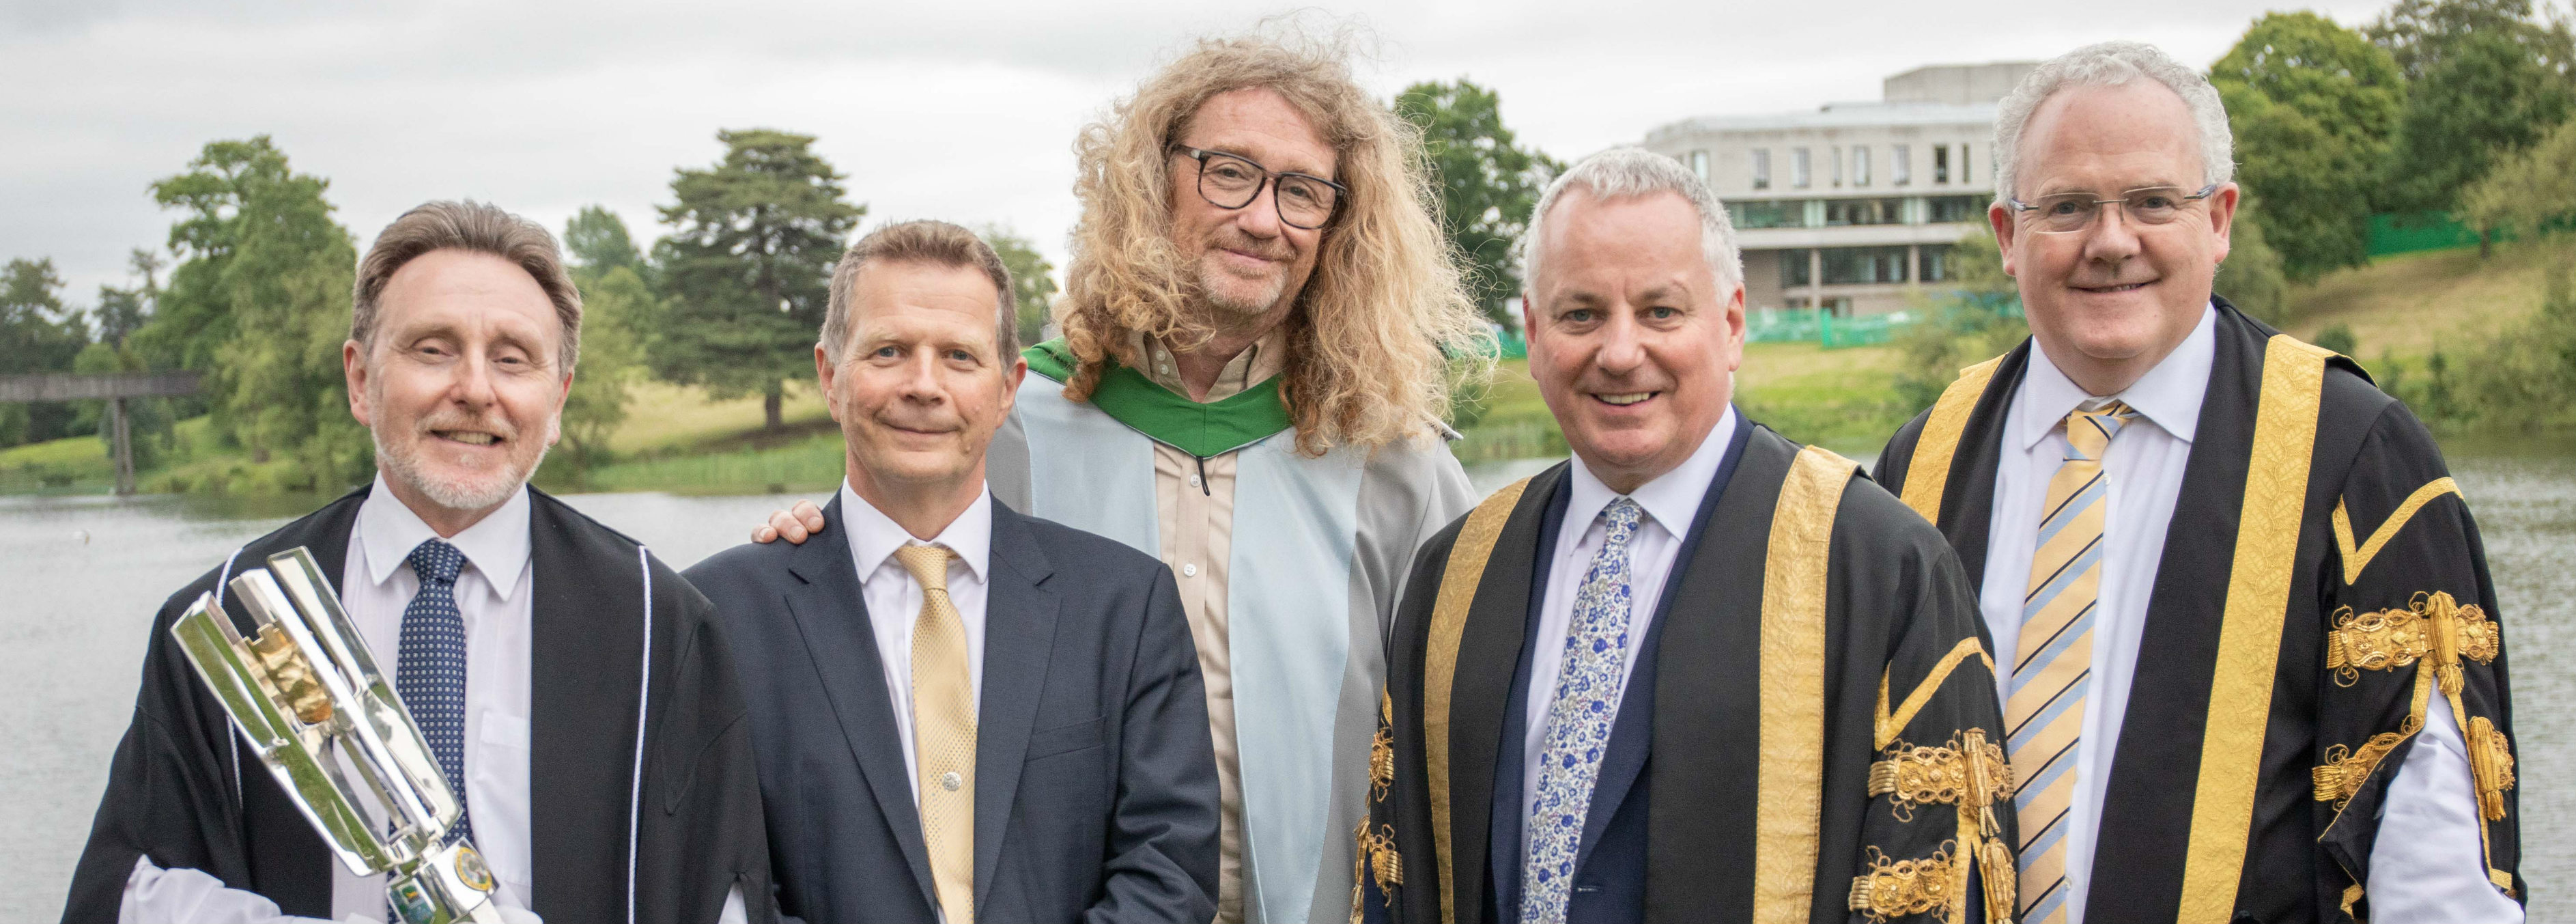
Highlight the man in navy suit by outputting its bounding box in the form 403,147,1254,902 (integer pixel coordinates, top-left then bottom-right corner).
686,220,1219,923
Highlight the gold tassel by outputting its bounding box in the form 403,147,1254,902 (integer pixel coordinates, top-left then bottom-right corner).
1980,834,2016,924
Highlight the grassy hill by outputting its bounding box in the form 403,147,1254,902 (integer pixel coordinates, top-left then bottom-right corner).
2278,240,2573,359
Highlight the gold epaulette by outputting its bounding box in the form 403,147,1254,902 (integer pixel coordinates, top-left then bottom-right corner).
2325,591,2498,692
1849,845,1954,923
1867,731,2013,823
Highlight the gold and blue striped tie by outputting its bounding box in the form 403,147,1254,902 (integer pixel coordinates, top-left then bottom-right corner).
2009,400,2134,924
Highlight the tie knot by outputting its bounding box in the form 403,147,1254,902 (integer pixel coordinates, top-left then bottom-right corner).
2062,401,2137,462
406,538,464,587
1598,496,1644,549
894,544,955,595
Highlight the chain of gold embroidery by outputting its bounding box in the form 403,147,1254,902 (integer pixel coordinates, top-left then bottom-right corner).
1350,692,1402,924
2468,716,2517,822
2311,716,2424,810
1848,843,1955,923
2325,591,2499,690
1869,731,2014,824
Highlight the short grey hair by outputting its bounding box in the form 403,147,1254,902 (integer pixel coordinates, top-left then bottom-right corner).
1992,40,2235,204
1520,146,1742,295
354,200,582,371
822,220,1019,365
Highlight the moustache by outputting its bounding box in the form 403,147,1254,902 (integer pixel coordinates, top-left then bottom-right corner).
1206,230,1295,263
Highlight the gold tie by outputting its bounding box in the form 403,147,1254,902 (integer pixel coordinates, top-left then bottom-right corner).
896,543,976,924
2009,401,2134,924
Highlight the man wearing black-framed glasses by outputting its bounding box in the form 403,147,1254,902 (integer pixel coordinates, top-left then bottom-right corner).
1876,41,2521,924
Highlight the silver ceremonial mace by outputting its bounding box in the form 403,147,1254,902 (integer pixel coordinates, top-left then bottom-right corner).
170,546,504,924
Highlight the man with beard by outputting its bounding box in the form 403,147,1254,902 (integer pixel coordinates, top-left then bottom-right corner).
757,31,1489,924
64,201,770,924
1874,43,2521,923
1357,148,2011,924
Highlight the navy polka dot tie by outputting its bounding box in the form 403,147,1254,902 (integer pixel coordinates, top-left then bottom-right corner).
397,538,472,844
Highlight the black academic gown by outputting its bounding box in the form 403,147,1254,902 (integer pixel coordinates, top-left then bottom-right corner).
61,484,775,924
1873,298,2523,923
1362,423,2013,924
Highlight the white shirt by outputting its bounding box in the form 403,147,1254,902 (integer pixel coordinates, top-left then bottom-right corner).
1520,406,1736,831
840,480,993,806
1983,304,2515,923
124,477,747,924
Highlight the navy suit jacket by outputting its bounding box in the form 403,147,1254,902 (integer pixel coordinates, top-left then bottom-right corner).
1485,413,1752,924
684,495,1219,924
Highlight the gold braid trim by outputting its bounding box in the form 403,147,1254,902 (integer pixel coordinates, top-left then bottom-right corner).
2325,591,2499,691
1868,732,2015,823
2312,720,2422,810
1849,844,1955,923
1351,691,1402,923
2468,715,2517,822
2331,477,2461,584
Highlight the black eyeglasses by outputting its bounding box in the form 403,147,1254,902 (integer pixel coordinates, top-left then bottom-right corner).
1173,145,1346,230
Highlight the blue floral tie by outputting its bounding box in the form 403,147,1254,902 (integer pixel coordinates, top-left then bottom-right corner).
397,538,472,844
1522,497,1643,923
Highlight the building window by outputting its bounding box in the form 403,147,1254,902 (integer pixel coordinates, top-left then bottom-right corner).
1830,146,1843,187
1852,146,1871,186
1926,195,1983,223
1822,246,1912,284
1781,248,1813,288
1823,198,1905,226
1727,199,1804,229
1793,148,1811,188
1959,143,1971,184
1934,145,1951,184
1690,150,1710,181
1920,244,1958,282
1751,150,1770,190
1893,145,1911,185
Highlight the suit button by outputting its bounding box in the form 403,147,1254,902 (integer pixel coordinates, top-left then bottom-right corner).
1183,563,1199,577
941,771,962,792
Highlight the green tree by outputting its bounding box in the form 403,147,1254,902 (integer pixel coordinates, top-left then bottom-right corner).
979,225,1059,347
2211,13,2404,281
2367,0,2576,81
2384,29,2576,249
652,129,864,430
553,264,650,484
1894,232,2026,415
2217,197,2291,324
129,137,367,486
1396,79,1563,325
0,257,91,446
2461,113,2576,239
565,205,647,277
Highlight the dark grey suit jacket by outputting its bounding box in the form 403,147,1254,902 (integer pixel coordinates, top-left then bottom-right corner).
684,495,1219,924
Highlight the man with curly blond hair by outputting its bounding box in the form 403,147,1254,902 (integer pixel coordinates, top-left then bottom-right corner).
760,29,1490,924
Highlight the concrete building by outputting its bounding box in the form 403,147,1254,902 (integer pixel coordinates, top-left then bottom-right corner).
1642,61,2035,316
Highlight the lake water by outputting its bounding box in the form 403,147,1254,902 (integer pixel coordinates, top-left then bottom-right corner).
2,451,2568,923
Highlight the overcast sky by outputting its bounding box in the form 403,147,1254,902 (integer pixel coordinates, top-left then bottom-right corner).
3,0,2390,304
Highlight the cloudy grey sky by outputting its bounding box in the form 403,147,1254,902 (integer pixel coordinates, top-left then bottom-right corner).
3,0,2386,303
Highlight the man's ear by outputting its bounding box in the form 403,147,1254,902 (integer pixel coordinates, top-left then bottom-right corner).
344,340,372,427
2207,182,2239,265
1988,203,2019,279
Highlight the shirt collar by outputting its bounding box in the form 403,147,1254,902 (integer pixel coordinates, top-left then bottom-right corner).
840,480,993,585
355,473,533,600
1563,404,1738,542
2018,300,2216,451
1129,326,1290,402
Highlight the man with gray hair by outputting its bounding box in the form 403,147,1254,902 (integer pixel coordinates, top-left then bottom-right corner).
64,200,772,924
1877,41,2522,923
1358,148,2013,924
